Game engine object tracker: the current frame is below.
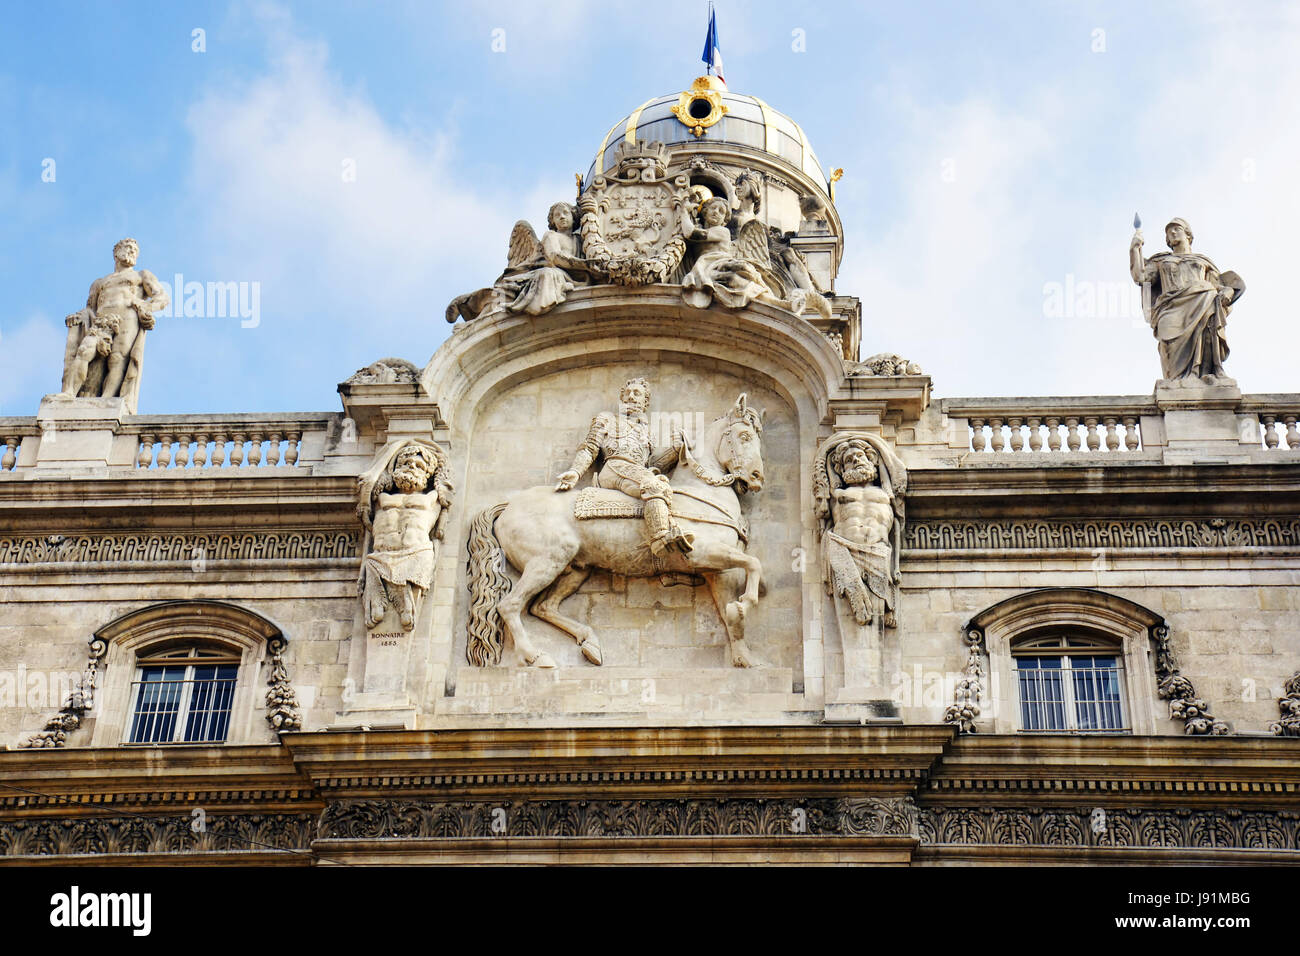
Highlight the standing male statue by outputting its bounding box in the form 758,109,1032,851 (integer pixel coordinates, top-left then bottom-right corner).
61,238,169,413
357,440,453,631
1130,218,1244,387
555,377,693,557
814,436,906,629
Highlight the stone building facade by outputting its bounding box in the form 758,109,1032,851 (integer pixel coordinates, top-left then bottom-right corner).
1,76,1298,865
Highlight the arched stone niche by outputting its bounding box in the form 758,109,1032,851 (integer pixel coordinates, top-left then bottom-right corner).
421,289,846,722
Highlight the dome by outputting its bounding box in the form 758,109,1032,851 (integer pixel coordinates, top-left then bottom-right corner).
585,76,830,195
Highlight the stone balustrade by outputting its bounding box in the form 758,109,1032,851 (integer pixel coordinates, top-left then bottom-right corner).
125,415,333,470
0,413,335,474
1,424,36,472
942,397,1158,456
1241,397,1300,450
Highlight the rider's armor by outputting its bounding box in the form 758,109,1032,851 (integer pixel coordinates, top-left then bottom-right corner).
566,411,693,555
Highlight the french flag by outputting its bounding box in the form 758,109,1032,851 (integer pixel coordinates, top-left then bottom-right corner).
701,5,726,87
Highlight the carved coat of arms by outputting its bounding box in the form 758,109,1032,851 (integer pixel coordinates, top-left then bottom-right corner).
578,141,693,287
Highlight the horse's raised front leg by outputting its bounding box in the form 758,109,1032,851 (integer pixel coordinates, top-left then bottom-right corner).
497,554,572,668
531,566,602,665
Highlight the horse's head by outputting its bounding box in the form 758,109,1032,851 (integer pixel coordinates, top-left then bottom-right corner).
706,393,765,493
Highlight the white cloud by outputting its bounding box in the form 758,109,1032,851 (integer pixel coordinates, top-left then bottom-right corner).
167,6,577,407
841,14,1300,399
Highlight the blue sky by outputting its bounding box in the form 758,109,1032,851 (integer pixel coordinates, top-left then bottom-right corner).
2,0,1298,414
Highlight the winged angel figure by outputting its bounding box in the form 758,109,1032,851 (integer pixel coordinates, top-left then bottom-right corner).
446,202,592,323
680,197,789,312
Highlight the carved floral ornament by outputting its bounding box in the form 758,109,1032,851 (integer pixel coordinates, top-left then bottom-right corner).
20,601,301,748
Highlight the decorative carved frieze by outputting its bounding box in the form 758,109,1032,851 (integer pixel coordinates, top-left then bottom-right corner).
1271,672,1300,737
317,796,917,840
919,805,1299,850
0,812,316,858
0,530,359,565
942,629,985,733
1152,624,1230,735
18,637,107,749
905,517,1300,551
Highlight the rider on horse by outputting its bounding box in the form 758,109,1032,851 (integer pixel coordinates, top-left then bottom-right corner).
554,377,695,556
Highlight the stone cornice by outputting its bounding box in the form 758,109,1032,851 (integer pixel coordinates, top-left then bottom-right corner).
0,474,359,521
0,744,313,813
283,726,956,796
905,462,1300,506
926,734,1300,805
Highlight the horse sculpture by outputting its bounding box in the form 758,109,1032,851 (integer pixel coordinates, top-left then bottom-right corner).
466,394,766,669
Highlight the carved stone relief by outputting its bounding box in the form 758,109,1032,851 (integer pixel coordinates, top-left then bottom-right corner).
1270,672,1300,737
345,357,419,385
18,637,107,749
357,439,453,633
579,141,692,287
943,629,986,733
1151,624,1230,735
465,381,766,669
813,432,907,710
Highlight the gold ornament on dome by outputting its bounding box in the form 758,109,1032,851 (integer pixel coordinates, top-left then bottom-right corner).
672,77,729,137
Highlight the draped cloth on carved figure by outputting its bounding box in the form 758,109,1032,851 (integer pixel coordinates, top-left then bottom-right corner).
682,196,784,310
445,202,591,323
356,440,453,631
813,433,907,628
1130,217,1244,385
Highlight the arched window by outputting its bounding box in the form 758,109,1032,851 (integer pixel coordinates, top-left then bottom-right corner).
1011,633,1127,733
127,642,241,744
80,601,297,747
962,588,1163,735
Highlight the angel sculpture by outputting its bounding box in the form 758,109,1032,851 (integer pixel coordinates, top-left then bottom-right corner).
445,202,592,323
767,228,832,322
681,197,787,311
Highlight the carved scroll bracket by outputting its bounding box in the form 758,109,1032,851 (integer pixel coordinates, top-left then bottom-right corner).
18,637,108,749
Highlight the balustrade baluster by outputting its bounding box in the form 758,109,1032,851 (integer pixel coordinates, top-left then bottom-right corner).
989,418,1005,452
970,419,985,452
1262,415,1279,449
230,433,245,467
210,433,226,467
174,433,191,468
1285,416,1299,450
1065,418,1081,452
2,438,17,472
267,431,282,466
1103,417,1120,452
285,431,301,466
1008,418,1024,452
1122,417,1140,451
158,434,174,469
192,433,208,468
247,432,263,466
136,434,154,468
1027,418,1043,452
1084,417,1101,452
1045,417,1061,452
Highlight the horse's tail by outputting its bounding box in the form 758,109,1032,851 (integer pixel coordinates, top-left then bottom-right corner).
466,502,510,666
